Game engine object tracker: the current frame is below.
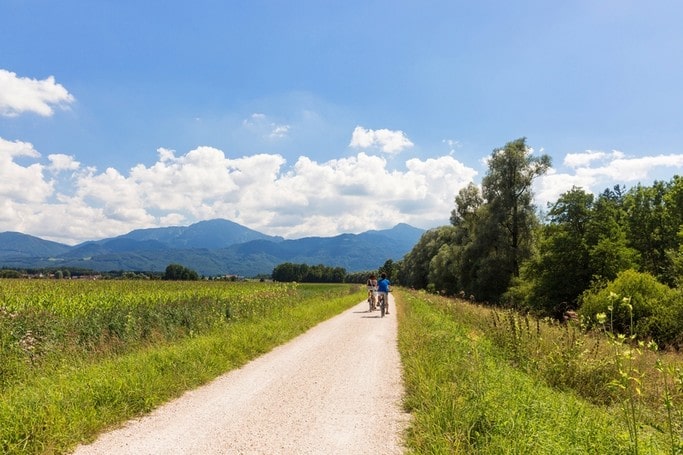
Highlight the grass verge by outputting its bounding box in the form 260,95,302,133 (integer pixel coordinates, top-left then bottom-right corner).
0,286,364,455
396,289,671,454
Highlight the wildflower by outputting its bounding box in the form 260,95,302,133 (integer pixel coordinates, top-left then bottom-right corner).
596,312,607,325
19,330,39,360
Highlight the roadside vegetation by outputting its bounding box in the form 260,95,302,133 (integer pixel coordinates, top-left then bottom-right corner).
396,288,682,454
389,137,683,452
374,136,683,452
394,138,683,349
0,279,364,455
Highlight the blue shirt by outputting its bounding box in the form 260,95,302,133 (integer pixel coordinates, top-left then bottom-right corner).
377,278,390,292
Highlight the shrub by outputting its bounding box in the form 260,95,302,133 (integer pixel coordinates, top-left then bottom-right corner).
636,292,683,348
579,269,681,345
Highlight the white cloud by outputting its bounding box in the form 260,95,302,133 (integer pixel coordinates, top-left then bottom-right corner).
0,136,41,158
48,154,80,172
242,112,290,140
0,141,477,244
600,154,683,180
5,137,683,246
533,168,596,209
270,124,290,138
0,69,75,117
535,150,683,208
349,126,414,155
0,137,53,202
563,149,624,168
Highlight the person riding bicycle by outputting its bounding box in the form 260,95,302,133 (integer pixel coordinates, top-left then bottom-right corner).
377,273,390,314
367,274,378,311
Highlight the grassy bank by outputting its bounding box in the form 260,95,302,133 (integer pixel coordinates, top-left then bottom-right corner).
396,289,677,454
0,281,364,455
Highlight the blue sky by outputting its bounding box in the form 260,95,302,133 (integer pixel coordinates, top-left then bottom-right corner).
1,0,683,245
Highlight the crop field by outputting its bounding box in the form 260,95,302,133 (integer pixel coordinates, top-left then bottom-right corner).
0,279,364,454
0,279,302,386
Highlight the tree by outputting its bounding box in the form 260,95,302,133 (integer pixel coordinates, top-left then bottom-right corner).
481,137,551,280
0,269,22,278
428,238,461,295
450,182,483,228
537,189,592,306
378,259,395,280
516,186,639,317
271,262,347,282
399,227,457,290
625,181,677,285
583,186,637,282
163,263,199,280
462,138,550,302
521,187,594,316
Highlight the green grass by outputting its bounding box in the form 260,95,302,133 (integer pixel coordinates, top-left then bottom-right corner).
396,289,671,454
0,283,364,455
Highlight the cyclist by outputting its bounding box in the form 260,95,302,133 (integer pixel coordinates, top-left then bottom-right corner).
366,274,378,311
377,273,390,315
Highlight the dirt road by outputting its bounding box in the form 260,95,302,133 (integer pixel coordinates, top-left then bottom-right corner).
72,296,409,454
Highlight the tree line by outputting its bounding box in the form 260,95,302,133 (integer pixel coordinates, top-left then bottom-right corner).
271,261,396,284
271,263,347,283
394,137,683,347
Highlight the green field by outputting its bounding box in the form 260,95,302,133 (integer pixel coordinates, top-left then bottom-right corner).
0,279,364,454
4,280,682,454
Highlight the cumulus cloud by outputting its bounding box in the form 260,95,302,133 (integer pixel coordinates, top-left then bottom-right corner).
534,150,683,208
5,133,683,246
349,126,414,155
0,136,40,158
0,137,53,202
48,154,80,172
0,69,75,117
0,141,477,244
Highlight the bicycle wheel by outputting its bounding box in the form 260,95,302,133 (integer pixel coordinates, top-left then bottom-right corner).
380,295,385,318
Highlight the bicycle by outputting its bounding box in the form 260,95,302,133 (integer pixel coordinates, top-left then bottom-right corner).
378,292,387,318
367,287,377,311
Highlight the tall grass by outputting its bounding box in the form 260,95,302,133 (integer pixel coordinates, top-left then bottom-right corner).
396,289,677,454
0,280,364,455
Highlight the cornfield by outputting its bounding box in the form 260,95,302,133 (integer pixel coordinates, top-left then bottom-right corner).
0,279,301,388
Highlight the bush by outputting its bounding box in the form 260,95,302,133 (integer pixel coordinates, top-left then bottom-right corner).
579,269,683,345
636,292,683,348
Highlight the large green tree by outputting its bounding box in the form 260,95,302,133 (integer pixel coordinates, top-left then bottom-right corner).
585,186,637,282
523,187,594,315
517,185,638,317
624,181,678,285
465,138,550,301
399,226,457,290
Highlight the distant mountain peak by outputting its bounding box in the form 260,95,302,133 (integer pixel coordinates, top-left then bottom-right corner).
0,219,426,276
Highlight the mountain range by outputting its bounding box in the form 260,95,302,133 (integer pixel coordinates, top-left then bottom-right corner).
0,219,425,277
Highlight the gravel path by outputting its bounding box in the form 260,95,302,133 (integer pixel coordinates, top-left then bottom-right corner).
72,296,409,455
